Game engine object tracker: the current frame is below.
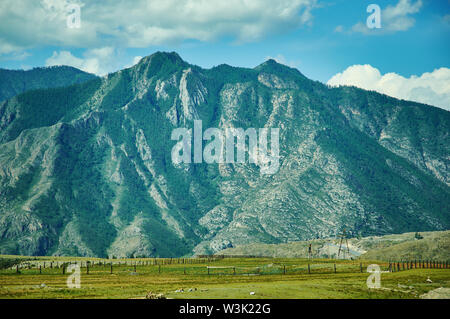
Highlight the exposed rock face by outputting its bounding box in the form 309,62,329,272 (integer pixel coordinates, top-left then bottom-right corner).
0,52,449,257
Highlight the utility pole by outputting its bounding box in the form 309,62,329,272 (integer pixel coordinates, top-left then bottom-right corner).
337,229,350,260
308,243,312,260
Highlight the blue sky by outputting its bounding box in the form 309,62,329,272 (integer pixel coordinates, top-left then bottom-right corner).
0,0,449,109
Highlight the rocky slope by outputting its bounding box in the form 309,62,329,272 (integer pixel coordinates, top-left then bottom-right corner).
216,230,450,260
0,52,448,257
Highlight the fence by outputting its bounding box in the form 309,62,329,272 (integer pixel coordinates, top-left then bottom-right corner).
388,260,449,272
5,258,449,276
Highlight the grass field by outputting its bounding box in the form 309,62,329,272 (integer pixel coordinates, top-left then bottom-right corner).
0,256,449,299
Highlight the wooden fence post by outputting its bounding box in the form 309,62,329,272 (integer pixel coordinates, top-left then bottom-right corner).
16,265,19,274
334,263,336,273
39,265,42,274
308,264,310,274
110,262,113,274
360,263,363,273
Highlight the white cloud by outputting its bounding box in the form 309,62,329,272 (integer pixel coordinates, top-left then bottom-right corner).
334,25,344,33
0,0,317,54
45,47,118,75
0,51,31,61
123,56,143,69
327,64,450,111
351,0,422,34
45,48,145,75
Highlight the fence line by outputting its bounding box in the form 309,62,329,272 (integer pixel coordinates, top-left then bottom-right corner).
6,258,449,276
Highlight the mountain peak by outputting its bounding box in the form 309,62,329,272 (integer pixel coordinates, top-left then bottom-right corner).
254,58,306,79
255,58,286,69
139,51,185,67
130,51,187,78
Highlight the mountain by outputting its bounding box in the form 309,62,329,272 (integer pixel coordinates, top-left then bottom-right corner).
0,66,97,103
0,52,448,257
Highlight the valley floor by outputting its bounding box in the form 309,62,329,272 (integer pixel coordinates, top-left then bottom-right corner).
0,257,449,299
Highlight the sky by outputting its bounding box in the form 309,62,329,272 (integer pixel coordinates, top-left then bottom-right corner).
0,0,449,110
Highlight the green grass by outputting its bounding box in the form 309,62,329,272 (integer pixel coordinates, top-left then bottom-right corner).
0,256,449,299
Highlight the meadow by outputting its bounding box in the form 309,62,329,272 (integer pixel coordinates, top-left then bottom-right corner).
0,256,449,299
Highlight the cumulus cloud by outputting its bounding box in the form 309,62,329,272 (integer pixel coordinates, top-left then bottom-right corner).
45,47,125,75
0,0,317,55
327,64,450,111
123,56,143,69
334,25,344,33
351,0,422,34
131,56,143,66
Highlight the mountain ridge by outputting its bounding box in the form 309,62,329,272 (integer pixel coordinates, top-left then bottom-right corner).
0,51,448,258
0,66,97,103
